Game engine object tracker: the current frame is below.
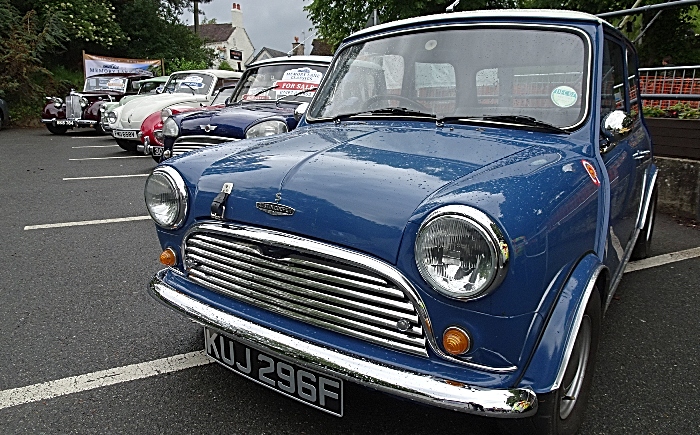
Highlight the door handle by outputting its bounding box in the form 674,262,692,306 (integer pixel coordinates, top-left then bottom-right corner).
633,150,651,160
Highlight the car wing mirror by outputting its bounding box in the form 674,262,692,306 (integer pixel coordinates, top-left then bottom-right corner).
294,102,309,122
600,110,633,153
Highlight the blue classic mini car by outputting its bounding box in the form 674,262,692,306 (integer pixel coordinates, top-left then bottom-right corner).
146,9,656,434
158,56,332,162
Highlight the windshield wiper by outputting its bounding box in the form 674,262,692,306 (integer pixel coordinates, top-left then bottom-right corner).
252,85,279,96
276,87,318,103
480,115,569,134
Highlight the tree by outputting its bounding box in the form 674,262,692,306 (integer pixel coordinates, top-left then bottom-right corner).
303,0,517,50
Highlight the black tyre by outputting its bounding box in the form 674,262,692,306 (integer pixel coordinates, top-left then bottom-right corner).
631,187,658,260
152,154,162,164
116,139,138,152
94,123,106,135
500,288,601,435
46,124,68,135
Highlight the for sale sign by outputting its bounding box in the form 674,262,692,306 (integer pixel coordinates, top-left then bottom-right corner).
274,67,324,97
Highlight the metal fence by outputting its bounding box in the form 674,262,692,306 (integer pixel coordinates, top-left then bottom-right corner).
639,65,700,108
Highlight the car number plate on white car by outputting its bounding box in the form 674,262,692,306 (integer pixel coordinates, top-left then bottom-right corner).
204,327,343,416
113,130,137,139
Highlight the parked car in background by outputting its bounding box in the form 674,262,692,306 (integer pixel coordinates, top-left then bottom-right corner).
42,72,152,135
100,76,169,133
146,9,656,435
0,98,8,130
140,85,237,162
112,69,242,151
160,56,331,162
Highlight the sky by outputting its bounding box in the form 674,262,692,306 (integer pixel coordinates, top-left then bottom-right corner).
179,0,316,55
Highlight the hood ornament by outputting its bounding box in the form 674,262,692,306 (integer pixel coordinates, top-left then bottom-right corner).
200,124,217,133
256,192,295,216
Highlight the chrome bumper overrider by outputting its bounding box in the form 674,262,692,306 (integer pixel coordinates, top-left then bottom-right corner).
149,269,537,418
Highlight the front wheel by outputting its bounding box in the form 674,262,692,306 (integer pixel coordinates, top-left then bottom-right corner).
500,288,601,435
151,154,162,164
94,123,106,135
116,139,137,152
46,124,68,135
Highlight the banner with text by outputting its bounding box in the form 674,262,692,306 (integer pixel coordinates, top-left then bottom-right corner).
83,53,161,78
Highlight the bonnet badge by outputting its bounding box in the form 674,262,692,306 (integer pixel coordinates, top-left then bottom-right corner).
200,124,217,133
256,193,295,216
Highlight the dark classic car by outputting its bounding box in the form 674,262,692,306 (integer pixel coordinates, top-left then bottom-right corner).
145,10,656,434
42,72,153,134
159,56,331,162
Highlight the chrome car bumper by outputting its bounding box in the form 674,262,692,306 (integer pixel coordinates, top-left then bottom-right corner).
149,269,538,418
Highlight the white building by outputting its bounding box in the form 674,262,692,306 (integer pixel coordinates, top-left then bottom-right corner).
193,3,255,71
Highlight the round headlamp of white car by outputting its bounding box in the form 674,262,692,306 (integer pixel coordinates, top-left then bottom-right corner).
162,117,179,138
107,111,117,124
415,206,509,300
144,166,188,229
245,120,288,139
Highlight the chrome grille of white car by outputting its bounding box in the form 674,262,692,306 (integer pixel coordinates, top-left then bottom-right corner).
183,225,428,357
65,95,82,120
172,135,241,157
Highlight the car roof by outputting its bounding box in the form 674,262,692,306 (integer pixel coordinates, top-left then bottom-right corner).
248,55,333,68
349,9,612,40
172,69,244,78
137,76,169,83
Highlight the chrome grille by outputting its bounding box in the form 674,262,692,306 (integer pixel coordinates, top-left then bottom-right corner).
65,95,82,120
173,135,240,157
183,226,428,357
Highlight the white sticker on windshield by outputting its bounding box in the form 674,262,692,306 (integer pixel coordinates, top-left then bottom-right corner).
551,86,578,108
274,68,324,97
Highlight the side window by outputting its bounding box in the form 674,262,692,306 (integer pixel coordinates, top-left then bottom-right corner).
213,78,225,92
626,44,640,120
602,39,627,117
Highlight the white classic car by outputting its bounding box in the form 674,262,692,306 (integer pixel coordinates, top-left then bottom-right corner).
111,69,242,151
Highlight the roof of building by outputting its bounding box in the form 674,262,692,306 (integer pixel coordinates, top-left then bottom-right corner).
248,47,290,65
189,23,235,43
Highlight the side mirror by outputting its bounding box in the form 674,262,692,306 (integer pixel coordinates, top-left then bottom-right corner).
600,110,633,153
294,102,309,122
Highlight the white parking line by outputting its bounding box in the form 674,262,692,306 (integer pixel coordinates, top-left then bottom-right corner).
72,145,120,148
0,351,211,410
63,174,149,180
70,156,150,160
24,216,151,230
625,246,700,273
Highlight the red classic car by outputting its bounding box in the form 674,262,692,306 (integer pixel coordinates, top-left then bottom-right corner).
138,85,237,162
42,72,153,135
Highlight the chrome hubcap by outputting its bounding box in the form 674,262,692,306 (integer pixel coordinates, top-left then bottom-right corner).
560,315,592,420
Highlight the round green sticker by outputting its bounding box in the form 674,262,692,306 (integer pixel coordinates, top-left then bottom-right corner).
551,86,578,108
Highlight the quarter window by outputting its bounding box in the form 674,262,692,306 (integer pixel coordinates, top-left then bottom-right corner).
602,39,627,116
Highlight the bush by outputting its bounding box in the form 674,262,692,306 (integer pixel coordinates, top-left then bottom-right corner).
644,103,700,119
217,61,234,71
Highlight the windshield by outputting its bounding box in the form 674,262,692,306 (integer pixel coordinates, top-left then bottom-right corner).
308,27,590,128
83,77,128,93
163,73,214,95
137,80,165,95
212,87,236,105
231,63,329,103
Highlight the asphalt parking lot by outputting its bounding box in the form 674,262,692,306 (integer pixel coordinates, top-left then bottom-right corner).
1,127,699,434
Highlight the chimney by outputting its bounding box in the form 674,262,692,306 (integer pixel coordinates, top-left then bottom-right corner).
231,3,243,29
291,36,304,56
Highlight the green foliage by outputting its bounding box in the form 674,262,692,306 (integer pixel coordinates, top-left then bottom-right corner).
217,60,234,71
165,58,210,75
303,0,516,50
642,105,667,118
643,103,700,119
37,0,125,46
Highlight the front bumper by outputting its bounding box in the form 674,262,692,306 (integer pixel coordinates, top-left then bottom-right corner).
149,268,537,418
42,118,97,128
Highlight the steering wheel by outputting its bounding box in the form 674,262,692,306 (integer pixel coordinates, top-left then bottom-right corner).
364,94,425,112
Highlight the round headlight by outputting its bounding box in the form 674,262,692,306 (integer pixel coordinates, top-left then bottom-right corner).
415,206,508,300
80,97,88,108
107,111,117,124
144,166,188,229
160,108,173,122
246,120,288,139
163,117,179,137
53,98,63,108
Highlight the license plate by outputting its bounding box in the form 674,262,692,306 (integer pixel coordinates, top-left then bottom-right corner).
152,146,163,156
204,327,343,416
113,130,137,139
56,120,74,126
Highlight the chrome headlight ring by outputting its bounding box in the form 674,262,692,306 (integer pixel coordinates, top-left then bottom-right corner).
245,119,288,139
107,111,118,124
415,205,509,300
144,166,189,229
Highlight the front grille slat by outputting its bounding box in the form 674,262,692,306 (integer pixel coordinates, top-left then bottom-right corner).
190,236,408,302
65,95,82,120
184,228,428,357
188,251,422,330
172,135,240,157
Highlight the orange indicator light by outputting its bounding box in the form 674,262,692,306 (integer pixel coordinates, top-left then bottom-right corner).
160,248,177,266
443,327,471,355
